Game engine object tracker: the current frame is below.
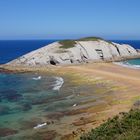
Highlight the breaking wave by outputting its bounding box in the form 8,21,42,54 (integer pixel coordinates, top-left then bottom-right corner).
53,77,64,91
114,61,140,69
32,76,42,80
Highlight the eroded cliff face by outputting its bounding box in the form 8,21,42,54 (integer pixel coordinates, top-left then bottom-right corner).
7,38,139,66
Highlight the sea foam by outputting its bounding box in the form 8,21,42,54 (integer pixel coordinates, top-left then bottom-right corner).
33,122,47,129
32,76,42,80
53,77,64,91
114,62,140,69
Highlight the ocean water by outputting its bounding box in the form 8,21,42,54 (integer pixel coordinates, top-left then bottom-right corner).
112,40,140,49
0,70,96,139
0,72,90,139
0,40,56,64
112,40,140,69
114,59,140,69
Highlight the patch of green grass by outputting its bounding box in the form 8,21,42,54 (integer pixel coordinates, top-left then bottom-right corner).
80,108,140,140
77,37,104,41
59,40,76,49
59,37,115,49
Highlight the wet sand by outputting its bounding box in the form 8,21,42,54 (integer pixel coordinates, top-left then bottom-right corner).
1,63,140,140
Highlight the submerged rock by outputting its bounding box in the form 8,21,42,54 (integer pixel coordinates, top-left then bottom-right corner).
6,37,140,66
0,90,22,102
0,127,18,137
18,101,32,111
0,105,10,115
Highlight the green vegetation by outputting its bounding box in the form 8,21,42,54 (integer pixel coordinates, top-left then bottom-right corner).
59,37,114,49
80,108,140,140
77,37,104,41
59,40,76,49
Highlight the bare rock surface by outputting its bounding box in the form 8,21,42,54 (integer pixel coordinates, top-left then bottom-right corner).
6,37,140,66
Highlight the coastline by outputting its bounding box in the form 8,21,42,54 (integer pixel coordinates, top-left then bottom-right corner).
0,63,140,140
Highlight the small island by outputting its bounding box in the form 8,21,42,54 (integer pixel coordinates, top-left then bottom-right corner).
5,37,140,67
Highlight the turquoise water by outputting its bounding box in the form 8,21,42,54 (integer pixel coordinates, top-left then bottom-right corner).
0,72,96,139
0,73,67,139
119,58,140,69
125,58,140,65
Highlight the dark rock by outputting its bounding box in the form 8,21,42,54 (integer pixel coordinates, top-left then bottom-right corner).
51,121,54,124
46,121,51,125
0,127,18,137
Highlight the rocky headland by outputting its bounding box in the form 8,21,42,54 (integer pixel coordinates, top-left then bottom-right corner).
5,37,140,67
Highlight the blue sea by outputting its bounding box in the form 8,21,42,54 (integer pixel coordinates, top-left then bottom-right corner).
0,40,140,66
0,40,140,139
0,40,56,64
112,40,140,68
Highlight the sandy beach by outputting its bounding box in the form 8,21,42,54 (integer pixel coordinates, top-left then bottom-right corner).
1,63,140,140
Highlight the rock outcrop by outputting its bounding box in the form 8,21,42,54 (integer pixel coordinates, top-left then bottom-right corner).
7,37,140,66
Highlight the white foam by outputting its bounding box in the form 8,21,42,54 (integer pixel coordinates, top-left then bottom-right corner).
73,104,77,107
33,122,47,129
53,77,64,91
114,62,140,69
32,76,42,80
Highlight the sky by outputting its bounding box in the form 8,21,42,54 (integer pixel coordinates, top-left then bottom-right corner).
0,0,140,40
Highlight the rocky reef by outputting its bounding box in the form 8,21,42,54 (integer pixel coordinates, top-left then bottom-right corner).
6,37,140,66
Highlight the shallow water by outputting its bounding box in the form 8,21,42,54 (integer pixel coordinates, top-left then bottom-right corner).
114,58,140,69
0,73,66,138
0,72,102,139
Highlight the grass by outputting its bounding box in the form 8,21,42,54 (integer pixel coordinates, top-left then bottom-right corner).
59,37,115,49
77,37,104,41
80,108,140,140
59,40,76,49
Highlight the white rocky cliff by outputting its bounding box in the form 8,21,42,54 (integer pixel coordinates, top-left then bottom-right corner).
7,37,139,66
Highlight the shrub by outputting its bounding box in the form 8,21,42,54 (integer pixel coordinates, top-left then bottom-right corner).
80,109,140,140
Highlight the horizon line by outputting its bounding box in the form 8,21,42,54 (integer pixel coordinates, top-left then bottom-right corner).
0,38,140,41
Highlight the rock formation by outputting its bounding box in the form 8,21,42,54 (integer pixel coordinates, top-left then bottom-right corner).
7,37,139,66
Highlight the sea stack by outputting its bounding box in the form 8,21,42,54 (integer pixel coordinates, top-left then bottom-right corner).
7,37,139,66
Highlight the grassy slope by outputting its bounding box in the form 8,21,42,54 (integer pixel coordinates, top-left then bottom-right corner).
80,108,140,140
